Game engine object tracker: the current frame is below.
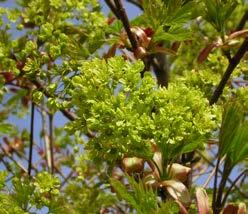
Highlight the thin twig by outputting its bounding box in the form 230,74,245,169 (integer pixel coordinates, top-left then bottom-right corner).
197,150,248,198
221,170,247,208
212,156,221,214
0,144,28,174
203,157,225,188
32,79,76,121
28,102,35,176
210,38,248,105
61,170,74,187
0,153,14,173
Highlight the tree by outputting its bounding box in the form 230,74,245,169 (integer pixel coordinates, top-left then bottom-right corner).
0,0,248,213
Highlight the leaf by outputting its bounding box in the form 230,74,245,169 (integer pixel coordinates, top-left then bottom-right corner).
165,1,195,26
223,203,247,214
0,171,7,190
229,123,248,165
160,180,191,206
203,0,238,34
110,178,143,214
156,201,180,214
153,26,191,42
0,123,13,134
219,103,244,158
195,187,210,214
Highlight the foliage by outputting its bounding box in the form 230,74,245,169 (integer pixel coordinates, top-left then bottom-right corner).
0,0,247,213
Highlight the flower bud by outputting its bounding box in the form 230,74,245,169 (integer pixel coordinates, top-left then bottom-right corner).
121,157,144,174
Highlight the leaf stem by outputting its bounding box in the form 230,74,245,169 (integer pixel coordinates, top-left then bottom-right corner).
28,102,35,176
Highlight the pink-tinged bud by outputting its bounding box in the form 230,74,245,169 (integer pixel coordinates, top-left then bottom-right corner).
223,203,246,214
195,187,210,214
121,157,144,174
168,163,191,182
160,180,191,207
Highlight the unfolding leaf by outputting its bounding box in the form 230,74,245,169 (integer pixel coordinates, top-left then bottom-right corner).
160,180,191,206
195,187,210,214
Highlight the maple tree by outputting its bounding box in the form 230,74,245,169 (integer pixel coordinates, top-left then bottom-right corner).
0,0,248,213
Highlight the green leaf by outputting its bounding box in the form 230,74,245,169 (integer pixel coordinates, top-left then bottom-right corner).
219,103,243,158
153,26,191,42
0,171,7,190
0,123,13,134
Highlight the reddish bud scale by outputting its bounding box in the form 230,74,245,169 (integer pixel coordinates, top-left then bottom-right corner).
144,27,154,37
107,17,115,25
2,72,15,82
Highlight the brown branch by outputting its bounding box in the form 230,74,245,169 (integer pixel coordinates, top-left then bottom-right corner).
104,0,121,19
112,0,138,50
210,38,248,105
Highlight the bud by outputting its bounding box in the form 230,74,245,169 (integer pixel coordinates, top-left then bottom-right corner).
121,157,144,174
168,163,191,182
134,46,147,59
223,203,246,214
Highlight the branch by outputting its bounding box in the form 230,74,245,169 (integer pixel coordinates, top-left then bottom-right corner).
0,144,28,174
196,150,248,199
104,0,120,19
210,38,248,105
28,102,35,176
32,79,76,121
112,0,138,50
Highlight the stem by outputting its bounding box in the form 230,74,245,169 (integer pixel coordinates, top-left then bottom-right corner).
214,161,233,214
212,156,221,213
28,102,35,176
104,0,120,19
49,114,54,174
221,170,247,208
210,38,248,105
